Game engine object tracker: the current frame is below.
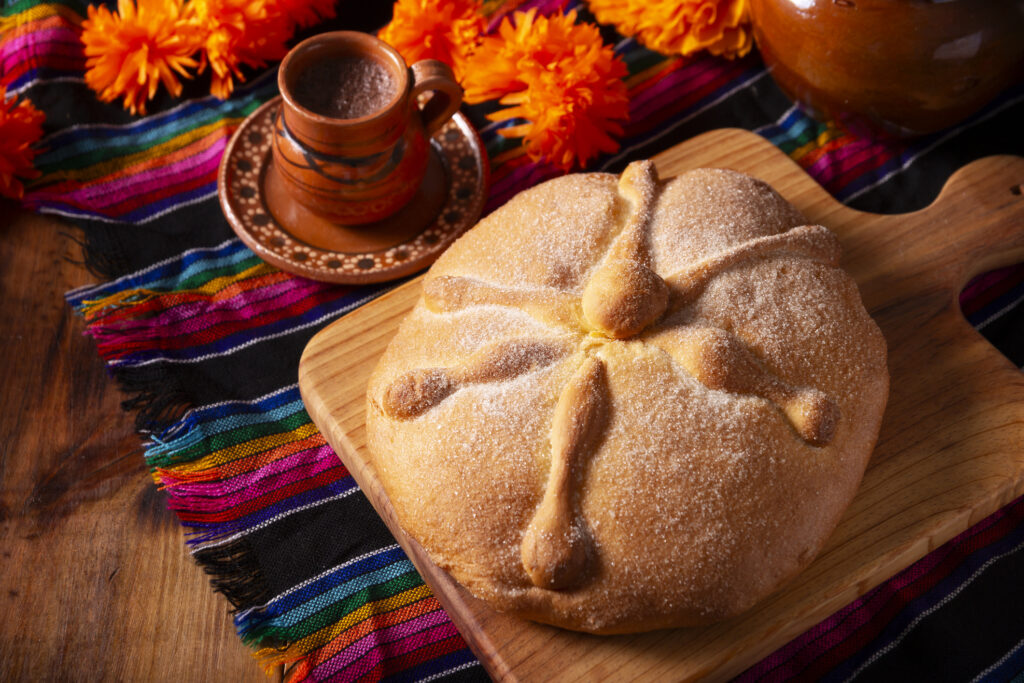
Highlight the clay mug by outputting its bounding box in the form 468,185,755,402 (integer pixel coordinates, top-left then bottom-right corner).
273,31,462,225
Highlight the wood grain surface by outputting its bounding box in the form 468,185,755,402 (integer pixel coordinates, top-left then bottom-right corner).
0,206,266,682
299,129,1024,682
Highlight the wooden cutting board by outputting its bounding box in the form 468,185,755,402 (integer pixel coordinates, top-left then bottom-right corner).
299,129,1024,681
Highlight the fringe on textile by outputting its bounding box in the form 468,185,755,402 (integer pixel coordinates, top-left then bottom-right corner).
117,365,192,431
192,538,276,612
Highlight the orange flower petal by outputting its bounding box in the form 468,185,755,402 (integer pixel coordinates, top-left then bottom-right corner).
187,0,290,100
587,0,752,59
465,9,629,171
267,0,336,30
378,0,485,82
0,87,46,199
81,0,202,115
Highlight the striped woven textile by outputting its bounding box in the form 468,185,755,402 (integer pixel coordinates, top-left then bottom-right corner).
6,0,1024,679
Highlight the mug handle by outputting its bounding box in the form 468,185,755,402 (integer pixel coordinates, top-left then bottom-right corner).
410,59,464,137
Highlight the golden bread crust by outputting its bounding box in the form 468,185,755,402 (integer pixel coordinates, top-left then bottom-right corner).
365,164,888,633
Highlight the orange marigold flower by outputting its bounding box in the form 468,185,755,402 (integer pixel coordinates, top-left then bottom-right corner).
464,9,629,171
0,87,45,200
587,0,752,59
462,7,586,104
378,0,485,82
268,0,337,30
187,0,290,100
81,0,202,115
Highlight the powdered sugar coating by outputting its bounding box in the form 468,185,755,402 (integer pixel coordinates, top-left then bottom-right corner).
434,173,622,292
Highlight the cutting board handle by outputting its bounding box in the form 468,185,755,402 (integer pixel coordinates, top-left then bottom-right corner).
907,155,1024,292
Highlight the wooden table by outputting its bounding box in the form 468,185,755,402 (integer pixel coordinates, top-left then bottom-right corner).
0,206,267,681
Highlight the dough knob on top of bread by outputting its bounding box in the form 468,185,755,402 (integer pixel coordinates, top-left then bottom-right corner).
582,259,668,339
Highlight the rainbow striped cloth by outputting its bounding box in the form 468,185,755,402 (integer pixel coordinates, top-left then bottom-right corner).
6,0,1024,679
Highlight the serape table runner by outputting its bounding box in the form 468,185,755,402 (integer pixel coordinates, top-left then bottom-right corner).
4,0,1024,680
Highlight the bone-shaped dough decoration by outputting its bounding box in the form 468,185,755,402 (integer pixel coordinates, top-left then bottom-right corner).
651,326,840,446
521,355,608,589
581,161,669,339
380,339,568,419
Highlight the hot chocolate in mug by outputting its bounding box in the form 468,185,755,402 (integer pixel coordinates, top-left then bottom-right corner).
273,31,463,225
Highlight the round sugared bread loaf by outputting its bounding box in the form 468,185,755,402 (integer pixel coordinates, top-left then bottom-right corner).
365,162,888,634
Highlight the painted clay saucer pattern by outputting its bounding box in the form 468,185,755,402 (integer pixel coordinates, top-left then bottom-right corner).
218,97,489,284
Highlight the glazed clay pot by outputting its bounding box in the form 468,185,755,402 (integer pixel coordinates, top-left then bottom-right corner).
274,31,462,225
750,0,1024,137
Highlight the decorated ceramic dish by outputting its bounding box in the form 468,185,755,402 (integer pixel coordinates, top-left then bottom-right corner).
218,97,489,284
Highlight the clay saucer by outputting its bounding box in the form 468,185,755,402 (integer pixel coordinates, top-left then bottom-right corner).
218,97,489,284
